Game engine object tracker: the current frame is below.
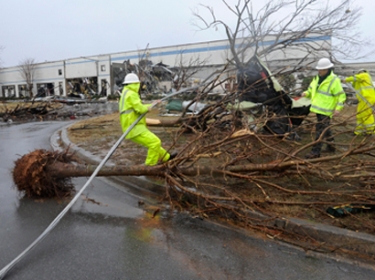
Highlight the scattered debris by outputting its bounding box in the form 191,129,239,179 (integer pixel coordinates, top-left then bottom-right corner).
0,100,118,123
81,194,106,206
326,204,375,218
152,208,160,218
138,200,145,206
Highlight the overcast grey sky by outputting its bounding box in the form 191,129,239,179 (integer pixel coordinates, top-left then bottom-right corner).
1,0,374,68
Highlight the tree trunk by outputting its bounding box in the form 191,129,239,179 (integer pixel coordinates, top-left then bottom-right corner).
47,162,167,178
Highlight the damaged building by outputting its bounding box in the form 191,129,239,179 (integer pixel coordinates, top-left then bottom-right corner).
0,32,370,99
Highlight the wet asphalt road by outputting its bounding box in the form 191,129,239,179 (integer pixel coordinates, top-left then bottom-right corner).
1,121,375,280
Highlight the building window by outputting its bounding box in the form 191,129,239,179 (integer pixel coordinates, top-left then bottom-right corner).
58,69,62,75
101,65,106,72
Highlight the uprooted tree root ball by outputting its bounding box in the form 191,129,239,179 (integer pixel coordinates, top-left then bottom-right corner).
13,149,75,198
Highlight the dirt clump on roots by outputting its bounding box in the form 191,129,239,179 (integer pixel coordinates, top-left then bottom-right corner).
13,149,75,198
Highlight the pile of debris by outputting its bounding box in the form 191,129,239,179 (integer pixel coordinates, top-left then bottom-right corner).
0,102,55,122
0,100,118,123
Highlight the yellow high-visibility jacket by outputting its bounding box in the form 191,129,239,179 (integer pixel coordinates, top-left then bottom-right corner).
305,72,346,117
119,83,151,139
345,71,375,105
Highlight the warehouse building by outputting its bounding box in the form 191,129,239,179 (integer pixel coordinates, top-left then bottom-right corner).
1,32,364,98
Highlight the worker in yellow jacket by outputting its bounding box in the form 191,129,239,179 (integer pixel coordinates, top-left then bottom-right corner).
119,73,176,166
302,58,346,159
342,69,375,135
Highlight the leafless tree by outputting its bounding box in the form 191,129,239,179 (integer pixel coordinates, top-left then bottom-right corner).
171,50,209,91
145,0,375,242
18,58,37,97
192,0,364,70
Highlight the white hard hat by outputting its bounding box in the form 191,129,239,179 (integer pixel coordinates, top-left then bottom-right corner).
358,69,368,73
315,58,334,70
122,73,140,84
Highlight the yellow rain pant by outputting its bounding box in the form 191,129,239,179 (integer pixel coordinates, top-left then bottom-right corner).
355,97,375,135
345,72,375,135
130,130,170,166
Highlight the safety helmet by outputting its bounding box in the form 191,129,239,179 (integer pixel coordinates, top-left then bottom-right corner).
122,73,140,84
315,58,334,70
357,69,368,73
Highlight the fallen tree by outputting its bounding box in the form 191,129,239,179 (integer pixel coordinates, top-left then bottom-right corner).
14,128,375,206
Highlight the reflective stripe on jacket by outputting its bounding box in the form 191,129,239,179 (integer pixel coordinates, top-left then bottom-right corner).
118,83,150,139
306,72,346,117
345,72,375,105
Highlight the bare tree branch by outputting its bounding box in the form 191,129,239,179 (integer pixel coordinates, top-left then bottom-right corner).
18,58,37,98
192,0,366,67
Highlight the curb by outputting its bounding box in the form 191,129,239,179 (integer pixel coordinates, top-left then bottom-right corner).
50,125,375,260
